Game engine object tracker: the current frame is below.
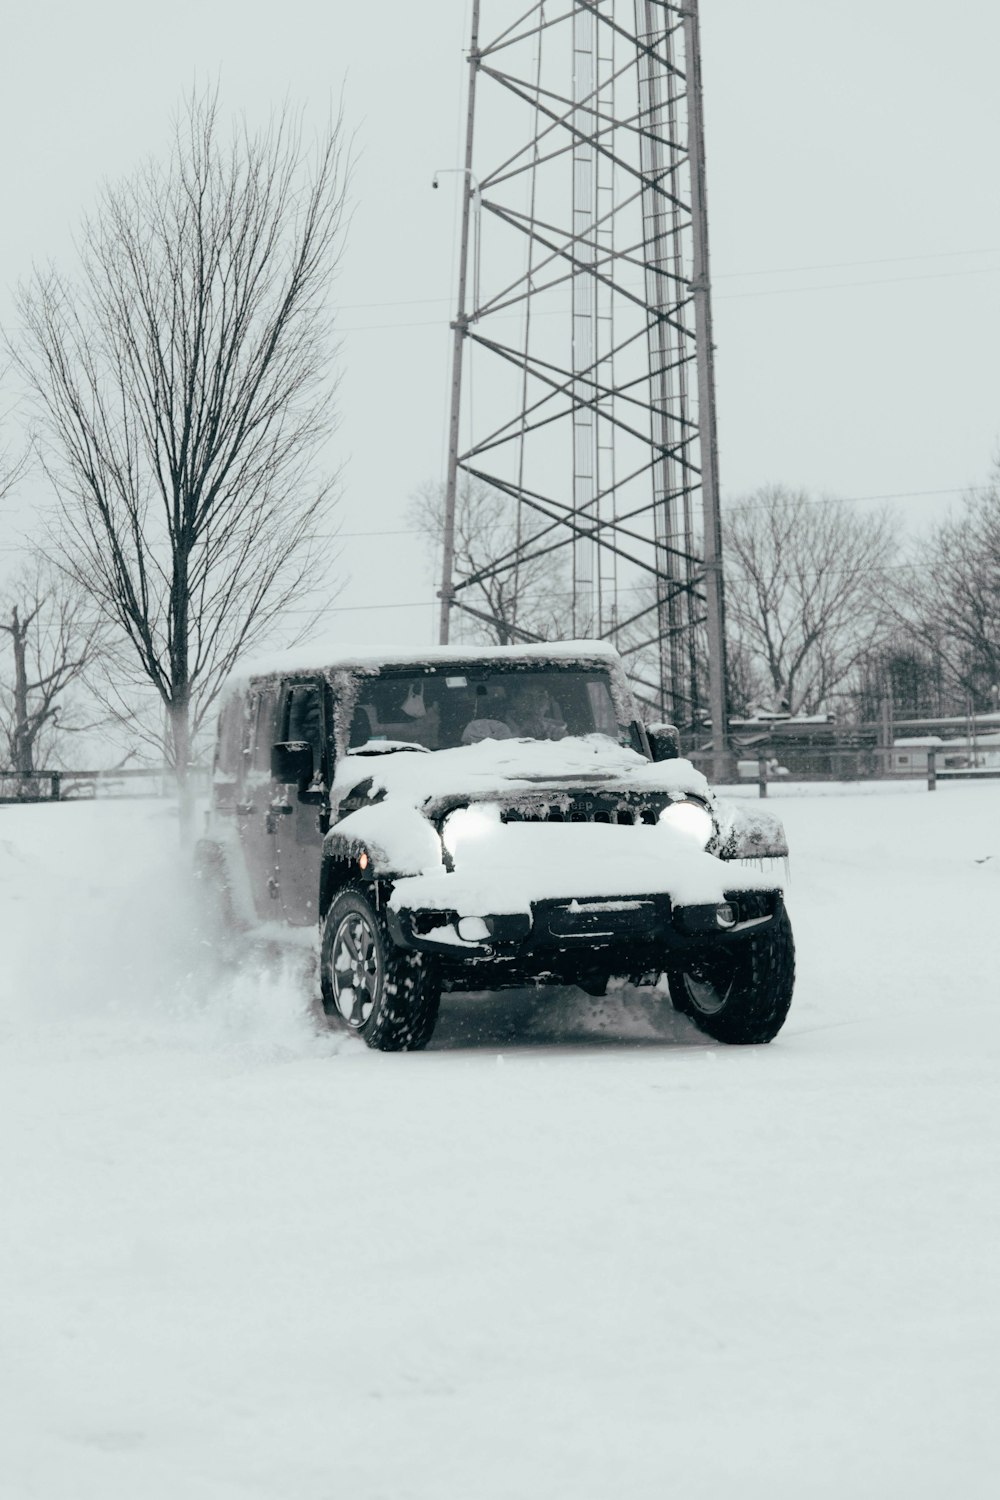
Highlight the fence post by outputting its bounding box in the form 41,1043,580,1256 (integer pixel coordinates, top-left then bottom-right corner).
758,755,768,798
927,748,937,792
50,771,61,802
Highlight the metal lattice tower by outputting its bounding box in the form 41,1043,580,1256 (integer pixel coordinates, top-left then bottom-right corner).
439,0,729,773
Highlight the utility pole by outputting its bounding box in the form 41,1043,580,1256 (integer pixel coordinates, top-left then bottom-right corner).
683,0,731,781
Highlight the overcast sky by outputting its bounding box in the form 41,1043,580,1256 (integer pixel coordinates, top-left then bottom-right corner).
2,1,999,647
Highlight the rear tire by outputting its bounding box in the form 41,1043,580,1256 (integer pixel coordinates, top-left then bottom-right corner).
320,885,441,1052
667,908,795,1044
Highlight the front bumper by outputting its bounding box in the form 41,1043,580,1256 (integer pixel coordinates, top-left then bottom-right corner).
386,888,783,987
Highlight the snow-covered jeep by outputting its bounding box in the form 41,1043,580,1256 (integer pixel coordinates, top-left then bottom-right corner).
198,642,793,1050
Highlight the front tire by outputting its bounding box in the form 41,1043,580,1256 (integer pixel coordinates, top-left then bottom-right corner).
667,908,795,1044
320,885,441,1052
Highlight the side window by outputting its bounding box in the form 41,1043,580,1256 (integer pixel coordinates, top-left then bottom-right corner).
283,682,325,779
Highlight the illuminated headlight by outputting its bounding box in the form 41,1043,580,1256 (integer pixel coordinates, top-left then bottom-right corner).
658,797,713,848
441,803,501,858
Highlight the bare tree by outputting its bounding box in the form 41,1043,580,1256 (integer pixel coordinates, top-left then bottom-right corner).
0,562,101,776
410,478,570,644
723,485,895,715
898,482,1000,712
14,91,349,813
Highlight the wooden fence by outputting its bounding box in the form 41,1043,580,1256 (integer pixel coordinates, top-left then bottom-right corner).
719,748,1000,797
0,767,211,805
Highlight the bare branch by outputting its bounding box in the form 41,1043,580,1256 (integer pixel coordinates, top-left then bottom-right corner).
0,559,104,775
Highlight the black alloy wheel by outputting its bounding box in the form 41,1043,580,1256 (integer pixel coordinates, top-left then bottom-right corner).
329,906,381,1028
320,885,441,1051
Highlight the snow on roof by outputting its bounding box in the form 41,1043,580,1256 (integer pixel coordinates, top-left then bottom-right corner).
225,638,621,693
893,733,1000,748
731,712,834,726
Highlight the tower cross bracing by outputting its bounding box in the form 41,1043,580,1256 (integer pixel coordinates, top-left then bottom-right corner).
439,0,729,770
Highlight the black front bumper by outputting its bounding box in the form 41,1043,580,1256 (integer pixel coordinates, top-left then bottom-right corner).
386,888,783,990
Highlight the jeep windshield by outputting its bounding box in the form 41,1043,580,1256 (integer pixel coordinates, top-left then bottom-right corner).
348,664,636,753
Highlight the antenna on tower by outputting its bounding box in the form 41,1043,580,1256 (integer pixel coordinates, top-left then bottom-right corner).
438,0,730,778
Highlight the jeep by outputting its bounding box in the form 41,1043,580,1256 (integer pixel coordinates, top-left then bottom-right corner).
197,641,794,1050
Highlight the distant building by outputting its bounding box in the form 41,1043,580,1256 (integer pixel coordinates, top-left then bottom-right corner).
891,733,1000,773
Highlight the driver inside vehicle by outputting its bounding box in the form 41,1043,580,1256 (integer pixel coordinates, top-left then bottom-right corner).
504,680,566,739
461,680,566,744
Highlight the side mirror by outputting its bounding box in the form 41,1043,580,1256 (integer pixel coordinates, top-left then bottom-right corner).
646,721,680,762
271,740,313,786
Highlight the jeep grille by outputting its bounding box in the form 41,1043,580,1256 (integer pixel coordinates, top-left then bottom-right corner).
499,792,667,826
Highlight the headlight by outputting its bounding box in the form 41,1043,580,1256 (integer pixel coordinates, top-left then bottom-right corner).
658,797,713,848
441,803,501,858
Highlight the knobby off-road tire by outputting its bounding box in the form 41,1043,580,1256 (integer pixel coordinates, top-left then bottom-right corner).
320,884,441,1052
667,908,795,1044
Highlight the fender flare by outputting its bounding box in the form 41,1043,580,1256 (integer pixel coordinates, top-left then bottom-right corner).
319,831,385,918
711,797,789,861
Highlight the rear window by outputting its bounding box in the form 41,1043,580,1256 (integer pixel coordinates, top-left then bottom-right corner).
250,690,279,772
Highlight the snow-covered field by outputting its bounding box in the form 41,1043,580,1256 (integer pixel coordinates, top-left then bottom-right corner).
1,782,997,1499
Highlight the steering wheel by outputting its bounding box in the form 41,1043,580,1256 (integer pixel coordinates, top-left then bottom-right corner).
461,718,514,745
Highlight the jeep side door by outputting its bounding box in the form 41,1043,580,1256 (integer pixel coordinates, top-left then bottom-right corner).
273,678,330,926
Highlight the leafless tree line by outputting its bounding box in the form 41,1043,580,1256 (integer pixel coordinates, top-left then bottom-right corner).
414,474,1000,726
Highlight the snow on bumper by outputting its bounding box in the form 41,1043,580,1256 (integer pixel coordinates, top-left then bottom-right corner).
385,822,783,956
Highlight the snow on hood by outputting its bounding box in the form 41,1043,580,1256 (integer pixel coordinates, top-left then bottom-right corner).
331,733,710,810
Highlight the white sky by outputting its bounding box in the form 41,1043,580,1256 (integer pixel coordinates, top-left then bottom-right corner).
2,0,999,648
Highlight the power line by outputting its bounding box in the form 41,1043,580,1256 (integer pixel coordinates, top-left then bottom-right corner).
721,484,992,513
331,244,1000,316
0,483,988,558
336,260,1000,332
713,245,1000,281
714,263,1000,302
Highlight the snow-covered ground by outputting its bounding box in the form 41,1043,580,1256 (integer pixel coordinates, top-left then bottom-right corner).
1,782,997,1498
